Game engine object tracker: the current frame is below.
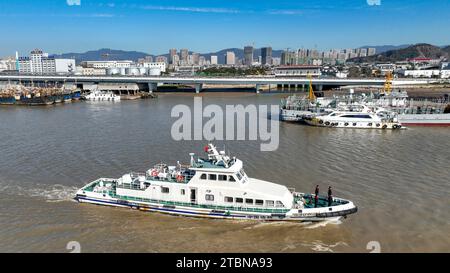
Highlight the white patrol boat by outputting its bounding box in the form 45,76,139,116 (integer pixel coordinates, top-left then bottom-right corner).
75,144,357,222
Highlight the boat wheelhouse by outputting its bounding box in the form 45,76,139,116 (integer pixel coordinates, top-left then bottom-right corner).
75,144,357,222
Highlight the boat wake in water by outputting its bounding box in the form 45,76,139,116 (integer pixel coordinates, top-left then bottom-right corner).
0,182,78,202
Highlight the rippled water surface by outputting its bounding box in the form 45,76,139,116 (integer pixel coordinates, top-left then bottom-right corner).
0,93,449,252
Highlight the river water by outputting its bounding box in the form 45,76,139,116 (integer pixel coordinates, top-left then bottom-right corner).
0,93,449,253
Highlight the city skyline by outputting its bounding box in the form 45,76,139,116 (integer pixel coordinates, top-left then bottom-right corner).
0,0,449,56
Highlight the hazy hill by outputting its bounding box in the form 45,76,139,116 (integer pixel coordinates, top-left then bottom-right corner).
351,43,449,63
359,44,411,54
52,48,149,63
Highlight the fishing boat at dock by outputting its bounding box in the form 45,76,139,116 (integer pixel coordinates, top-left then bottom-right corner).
75,144,357,222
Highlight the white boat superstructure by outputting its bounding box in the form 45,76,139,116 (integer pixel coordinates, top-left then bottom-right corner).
85,90,121,101
304,104,404,129
75,144,357,222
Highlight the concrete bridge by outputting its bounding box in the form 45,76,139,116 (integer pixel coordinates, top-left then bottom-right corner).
0,74,430,93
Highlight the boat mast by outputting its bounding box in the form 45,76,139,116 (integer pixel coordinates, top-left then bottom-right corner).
307,74,316,101
383,71,393,94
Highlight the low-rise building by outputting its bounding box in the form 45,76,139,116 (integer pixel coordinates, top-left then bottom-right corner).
18,49,75,74
137,62,166,72
400,69,441,78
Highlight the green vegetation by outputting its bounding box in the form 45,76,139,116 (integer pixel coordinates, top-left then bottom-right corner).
197,67,268,76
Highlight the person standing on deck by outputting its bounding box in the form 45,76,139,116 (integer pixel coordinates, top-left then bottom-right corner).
328,186,333,207
314,185,319,208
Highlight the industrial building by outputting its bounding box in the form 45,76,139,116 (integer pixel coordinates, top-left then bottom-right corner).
18,49,75,74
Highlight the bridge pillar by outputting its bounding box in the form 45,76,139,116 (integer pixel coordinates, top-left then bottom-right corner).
195,83,203,94
255,84,261,94
148,82,158,93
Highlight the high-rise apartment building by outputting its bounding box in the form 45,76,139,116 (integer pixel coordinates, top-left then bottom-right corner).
261,47,272,65
169,48,178,65
210,55,218,65
244,46,253,66
225,51,235,65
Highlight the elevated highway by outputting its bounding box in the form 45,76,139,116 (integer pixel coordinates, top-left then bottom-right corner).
0,74,431,93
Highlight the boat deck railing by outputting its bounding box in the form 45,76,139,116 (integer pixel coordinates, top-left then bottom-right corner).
107,191,290,214
298,194,349,209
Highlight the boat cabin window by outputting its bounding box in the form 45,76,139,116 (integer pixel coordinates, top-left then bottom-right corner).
181,189,185,195
205,194,214,201
200,174,207,180
236,172,242,181
235,198,243,203
341,114,372,119
208,174,217,181
245,199,253,205
224,197,233,203
228,176,236,182
255,200,264,206
266,200,274,207
218,175,227,181
161,187,170,194
275,201,285,207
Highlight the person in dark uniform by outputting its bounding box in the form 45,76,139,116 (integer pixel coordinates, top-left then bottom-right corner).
314,185,319,208
328,186,333,207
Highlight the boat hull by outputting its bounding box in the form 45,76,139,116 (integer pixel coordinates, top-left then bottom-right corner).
304,118,403,129
75,187,357,222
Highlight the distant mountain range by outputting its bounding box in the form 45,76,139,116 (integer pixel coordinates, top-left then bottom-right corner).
52,48,149,63
351,43,450,63
52,44,449,64
358,44,411,54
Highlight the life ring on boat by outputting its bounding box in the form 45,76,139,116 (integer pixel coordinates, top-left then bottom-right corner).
318,120,324,124
382,124,388,129
325,121,331,126
176,175,184,182
151,169,159,177
344,122,349,126
376,123,381,127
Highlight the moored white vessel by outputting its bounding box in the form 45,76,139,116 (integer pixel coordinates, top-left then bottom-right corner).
304,104,404,129
75,144,357,222
85,90,121,101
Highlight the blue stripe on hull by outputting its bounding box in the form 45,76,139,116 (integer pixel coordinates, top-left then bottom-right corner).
76,196,248,219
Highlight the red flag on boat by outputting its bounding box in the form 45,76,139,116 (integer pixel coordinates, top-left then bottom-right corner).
204,145,209,152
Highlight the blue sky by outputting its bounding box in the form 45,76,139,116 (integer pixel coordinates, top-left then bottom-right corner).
0,0,449,56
